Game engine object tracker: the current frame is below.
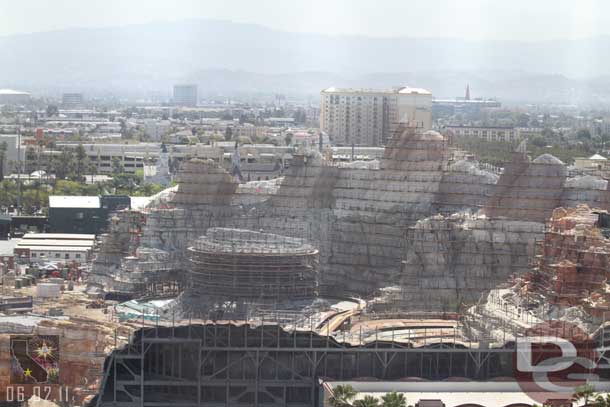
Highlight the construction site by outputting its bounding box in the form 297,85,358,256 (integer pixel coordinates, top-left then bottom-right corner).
187,228,318,299
4,126,610,406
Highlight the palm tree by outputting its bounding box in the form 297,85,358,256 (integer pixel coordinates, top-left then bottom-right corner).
75,143,88,181
381,392,407,407
573,384,596,406
593,394,610,407
354,395,380,407
328,384,357,407
0,141,7,181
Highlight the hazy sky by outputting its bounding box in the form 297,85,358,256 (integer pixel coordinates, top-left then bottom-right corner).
0,0,607,40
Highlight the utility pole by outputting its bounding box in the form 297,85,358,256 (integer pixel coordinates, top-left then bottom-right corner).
16,128,22,215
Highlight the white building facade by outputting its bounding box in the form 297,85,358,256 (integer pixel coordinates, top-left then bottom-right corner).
320,87,432,146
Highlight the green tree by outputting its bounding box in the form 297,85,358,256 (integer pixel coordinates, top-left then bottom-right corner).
577,128,592,140
24,146,39,174
74,143,88,181
237,136,252,145
46,105,59,117
380,392,407,407
0,141,7,181
111,157,124,176
354,395,380,407
210,133,225,143
530,136,547,148
53,148,75,180
224,126,233,141
22,188,49,215
573,384,596,406
328,384,357,407
593,393,610,407
514,112,530,127
131,182,165,197
0,180,17,208
600,133,610,150
88,161,98,184
541,128,555,138
285,132,294,146
120,119,127,137
54,180,87,195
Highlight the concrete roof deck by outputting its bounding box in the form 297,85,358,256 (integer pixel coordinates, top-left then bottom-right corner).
22,233,96,240
49,196,100,208
17,239,94,247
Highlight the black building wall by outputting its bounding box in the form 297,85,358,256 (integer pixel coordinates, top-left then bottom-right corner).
48,207,109,234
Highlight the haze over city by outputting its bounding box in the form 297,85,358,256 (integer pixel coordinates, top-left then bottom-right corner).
2,0,610,103
2,0,609,40
3,2,610,407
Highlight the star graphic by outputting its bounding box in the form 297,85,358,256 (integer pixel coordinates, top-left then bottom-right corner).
23,368,32,377
34,341,54,360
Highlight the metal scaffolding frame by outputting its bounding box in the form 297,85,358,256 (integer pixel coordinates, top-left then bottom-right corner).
94,323,517,407
187,228,319,301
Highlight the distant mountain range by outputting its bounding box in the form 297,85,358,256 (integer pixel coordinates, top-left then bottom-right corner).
2,19,610,104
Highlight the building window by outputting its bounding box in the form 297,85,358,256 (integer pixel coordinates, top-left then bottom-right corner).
75,253,81,259
31,253,36,258
65,253,70,259
75,212,84,220
55,253,60,258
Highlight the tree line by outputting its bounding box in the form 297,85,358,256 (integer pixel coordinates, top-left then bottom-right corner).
0,143,167,215
328,385,411,407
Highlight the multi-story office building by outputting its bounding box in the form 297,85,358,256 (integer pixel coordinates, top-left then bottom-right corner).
432,98,502,117
445,125,521,142
0,89,31,105
0,134,21,175
142,119,172,141
173,84,198,107
320,86,432,146
62,93,84,109
432,86,501,118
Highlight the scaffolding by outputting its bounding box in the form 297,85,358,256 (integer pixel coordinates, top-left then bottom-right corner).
93,320,610,407
93,324,508,407
525,206,610,308
88,126,610,312
187,228,319,300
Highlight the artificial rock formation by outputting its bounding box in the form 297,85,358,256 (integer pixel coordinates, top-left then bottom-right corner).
392,214,544,311
513,205,610,315
90,128,610,311
483,150,567,222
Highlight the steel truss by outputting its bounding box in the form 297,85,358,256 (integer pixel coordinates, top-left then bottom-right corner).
94,324,515,407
